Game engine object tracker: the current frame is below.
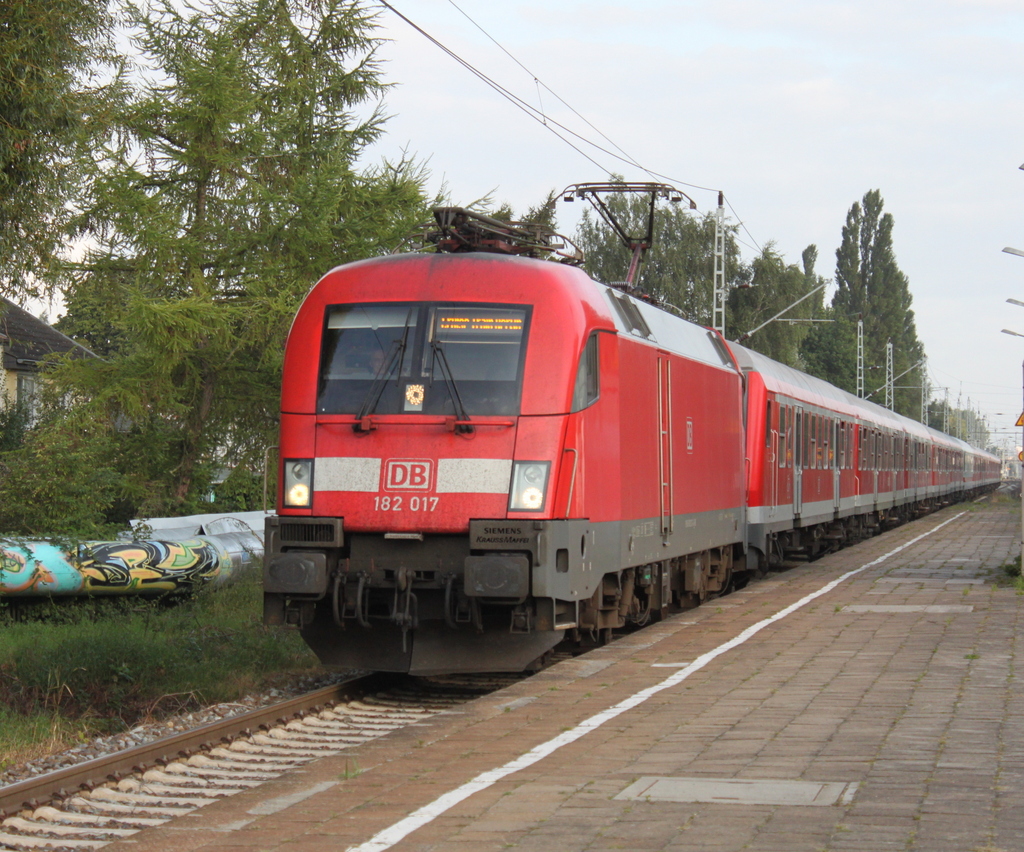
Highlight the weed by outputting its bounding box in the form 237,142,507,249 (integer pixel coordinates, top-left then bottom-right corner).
965,654,980,660
0,569,320,760
338,758,361,780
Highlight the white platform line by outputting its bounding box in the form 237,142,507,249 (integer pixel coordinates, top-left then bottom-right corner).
344,511,966,852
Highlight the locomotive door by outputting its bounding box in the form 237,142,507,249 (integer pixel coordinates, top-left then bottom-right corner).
657,355,674,540
792,404,803,516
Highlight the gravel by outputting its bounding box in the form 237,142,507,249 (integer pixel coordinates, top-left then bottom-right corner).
0,670,356,789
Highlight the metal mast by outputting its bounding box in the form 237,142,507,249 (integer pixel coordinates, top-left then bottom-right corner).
713,191,726,337
921,360,929,426
885,341,894,410
856,319,864,398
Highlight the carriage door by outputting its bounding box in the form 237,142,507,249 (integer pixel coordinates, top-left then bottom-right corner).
657,354,674,541
872,431,879,506
833,419,841,514
767,400,778,519
792,404,804,516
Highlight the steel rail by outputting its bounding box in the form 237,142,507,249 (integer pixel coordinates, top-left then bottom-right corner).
0,672,397,818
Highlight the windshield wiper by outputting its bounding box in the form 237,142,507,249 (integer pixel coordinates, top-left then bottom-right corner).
354,325,411,430
430,340,473,433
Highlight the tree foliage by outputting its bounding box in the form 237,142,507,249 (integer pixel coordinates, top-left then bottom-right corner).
41,0,431,517
0,0,114,294
925,400,990,449
729,243,826,366
573,187,745,327
803,190,926,417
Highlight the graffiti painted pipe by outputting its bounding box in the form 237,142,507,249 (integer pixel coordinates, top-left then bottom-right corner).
0,512,266,598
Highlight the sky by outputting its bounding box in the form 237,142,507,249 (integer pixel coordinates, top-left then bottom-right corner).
360,0,1024,451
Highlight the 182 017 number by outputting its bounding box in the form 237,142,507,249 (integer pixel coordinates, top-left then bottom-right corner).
373,496,440,512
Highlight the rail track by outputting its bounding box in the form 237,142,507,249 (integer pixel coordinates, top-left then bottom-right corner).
0,672,518,850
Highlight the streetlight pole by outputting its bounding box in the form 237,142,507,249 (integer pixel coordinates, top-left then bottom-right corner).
1002,212,1024,565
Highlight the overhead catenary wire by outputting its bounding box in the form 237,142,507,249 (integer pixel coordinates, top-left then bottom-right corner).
377,0,765,253
377,0,621,176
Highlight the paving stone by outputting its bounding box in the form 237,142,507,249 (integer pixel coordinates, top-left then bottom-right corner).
100,501,1023,852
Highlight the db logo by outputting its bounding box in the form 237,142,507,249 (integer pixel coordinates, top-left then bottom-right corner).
384,459,433,491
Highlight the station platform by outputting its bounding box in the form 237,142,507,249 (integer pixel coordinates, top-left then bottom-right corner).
108,497,1024,852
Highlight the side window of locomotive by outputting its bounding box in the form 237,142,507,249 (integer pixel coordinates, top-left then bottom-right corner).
571,334,600,412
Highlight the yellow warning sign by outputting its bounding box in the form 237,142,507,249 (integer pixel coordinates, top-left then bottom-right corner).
1018,450,1023,461
1016,412,1024,427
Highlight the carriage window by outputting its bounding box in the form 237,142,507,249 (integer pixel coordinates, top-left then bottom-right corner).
571,333,600,412
805,412,813,469
805,413,814,469
816,415,823,469
765,401,773,448
795,410,803,469
818,416,825,469
779,406,788,468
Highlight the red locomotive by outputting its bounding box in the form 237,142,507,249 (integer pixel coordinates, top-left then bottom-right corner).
263,196,999,674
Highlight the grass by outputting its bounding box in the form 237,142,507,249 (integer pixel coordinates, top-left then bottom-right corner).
995,555,1024,593
0,568,321,771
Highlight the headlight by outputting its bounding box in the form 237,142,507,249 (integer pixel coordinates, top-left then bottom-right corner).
283,459,313,508
509,461,550,512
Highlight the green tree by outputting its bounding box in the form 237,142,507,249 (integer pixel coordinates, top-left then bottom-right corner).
48,0,430,516
729,243,826,367
925,399,990,447
807,190,925,416
0,414,126,537
574,186,745,325
0,0,114,294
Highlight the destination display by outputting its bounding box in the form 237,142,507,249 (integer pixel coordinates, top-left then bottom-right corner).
436,310,525,336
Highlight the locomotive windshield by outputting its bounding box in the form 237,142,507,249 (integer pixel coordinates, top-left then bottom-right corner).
317,302,530,416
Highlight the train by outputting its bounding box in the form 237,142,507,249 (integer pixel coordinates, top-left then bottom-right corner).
262,204,1000,675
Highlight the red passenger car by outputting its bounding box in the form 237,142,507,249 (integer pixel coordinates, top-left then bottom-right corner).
732,344,1000,566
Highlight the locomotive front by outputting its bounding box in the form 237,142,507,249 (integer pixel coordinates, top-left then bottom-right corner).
264,251,609,674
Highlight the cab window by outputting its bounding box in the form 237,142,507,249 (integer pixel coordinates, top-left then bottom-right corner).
571,333,600,412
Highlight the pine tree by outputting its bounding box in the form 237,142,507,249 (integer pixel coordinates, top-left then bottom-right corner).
0,0,114,294
48,0,431,514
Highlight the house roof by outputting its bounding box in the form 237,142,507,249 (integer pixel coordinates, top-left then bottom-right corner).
0,298,96,371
